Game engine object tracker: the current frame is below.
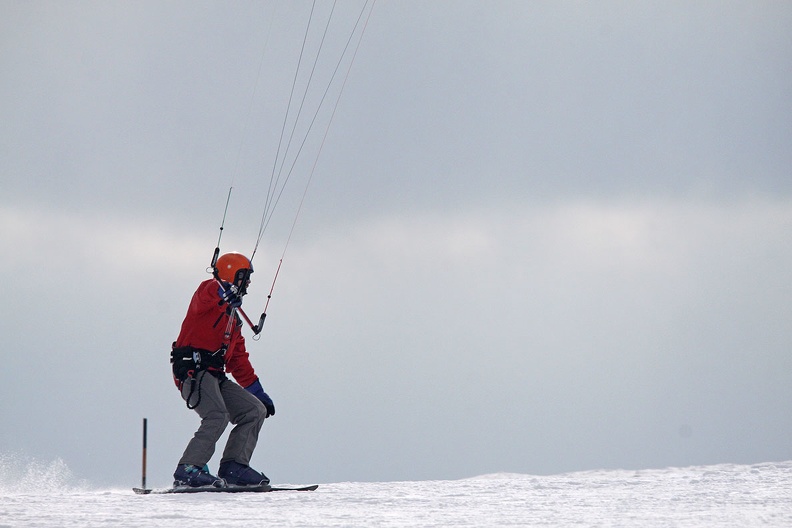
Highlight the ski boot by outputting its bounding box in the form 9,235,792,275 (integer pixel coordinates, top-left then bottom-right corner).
173,464,225,488
218,460,270,488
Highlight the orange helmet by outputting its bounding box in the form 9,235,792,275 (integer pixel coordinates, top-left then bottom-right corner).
215,252,253,287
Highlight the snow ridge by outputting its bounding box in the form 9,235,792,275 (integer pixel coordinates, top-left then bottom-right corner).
0,459,790,527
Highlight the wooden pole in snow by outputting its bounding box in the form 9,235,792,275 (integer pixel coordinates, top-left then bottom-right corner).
142,418,148,490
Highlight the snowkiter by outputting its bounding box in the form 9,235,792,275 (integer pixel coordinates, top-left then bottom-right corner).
170,252,275,488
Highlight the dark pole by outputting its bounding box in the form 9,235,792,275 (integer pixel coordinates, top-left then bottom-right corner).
142,418,148,490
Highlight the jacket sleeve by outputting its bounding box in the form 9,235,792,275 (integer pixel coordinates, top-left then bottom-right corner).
193,280,223,312
225,332,258,388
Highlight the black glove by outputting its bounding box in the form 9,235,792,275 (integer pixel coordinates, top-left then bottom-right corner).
245,378,275,417
218,284,242,308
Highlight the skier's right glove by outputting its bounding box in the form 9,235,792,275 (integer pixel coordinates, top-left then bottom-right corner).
218,285,243,308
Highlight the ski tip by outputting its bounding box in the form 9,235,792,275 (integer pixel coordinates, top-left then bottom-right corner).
132,487,152,495
270,484,319,492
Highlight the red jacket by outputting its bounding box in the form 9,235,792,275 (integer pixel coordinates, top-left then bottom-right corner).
174,279,258,388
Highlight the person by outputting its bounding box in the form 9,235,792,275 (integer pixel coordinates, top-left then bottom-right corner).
169,252,276,488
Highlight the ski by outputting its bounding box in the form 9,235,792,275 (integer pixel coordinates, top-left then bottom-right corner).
133,484,317,495
133,484,270,494
270,484,319,492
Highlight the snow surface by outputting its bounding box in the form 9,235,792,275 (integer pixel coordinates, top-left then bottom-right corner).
1,458,790,527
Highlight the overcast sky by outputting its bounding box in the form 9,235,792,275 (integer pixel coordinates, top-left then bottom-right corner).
2,1,791,488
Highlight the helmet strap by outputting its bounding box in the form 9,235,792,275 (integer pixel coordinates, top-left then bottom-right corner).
234,268,252,296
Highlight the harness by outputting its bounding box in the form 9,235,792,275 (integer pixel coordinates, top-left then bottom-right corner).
170,344,227,409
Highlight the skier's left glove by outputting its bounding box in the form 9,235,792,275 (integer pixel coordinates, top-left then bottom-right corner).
245,378,275,417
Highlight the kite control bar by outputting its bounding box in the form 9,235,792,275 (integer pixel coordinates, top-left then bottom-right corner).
214,277,267,336
237,306,267,336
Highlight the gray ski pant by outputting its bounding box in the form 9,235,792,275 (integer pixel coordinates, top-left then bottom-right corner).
178,370,267,468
